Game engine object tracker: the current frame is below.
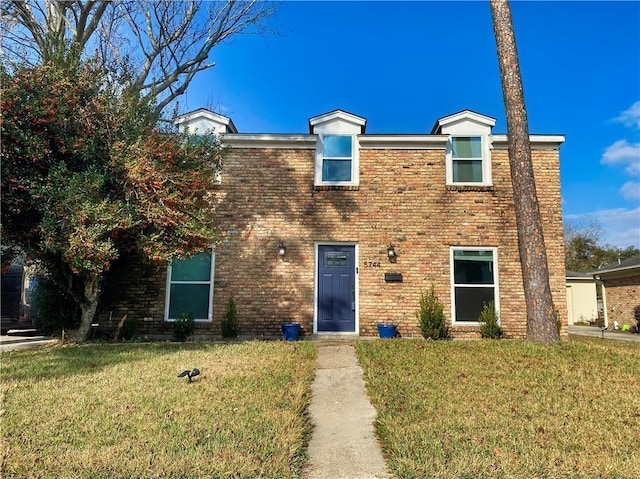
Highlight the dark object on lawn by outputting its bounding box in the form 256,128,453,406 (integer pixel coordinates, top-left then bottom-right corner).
177,368,200,383
600,326,607,339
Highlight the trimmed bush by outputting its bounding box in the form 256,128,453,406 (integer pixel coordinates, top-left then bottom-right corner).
221,297,240,338
116,316,138,341
478,301,503,339
417,285,449,340
554,306,562,336
173,312,195,342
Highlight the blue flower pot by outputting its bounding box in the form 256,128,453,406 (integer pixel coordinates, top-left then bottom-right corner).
377,323,397,339
281,322,301,341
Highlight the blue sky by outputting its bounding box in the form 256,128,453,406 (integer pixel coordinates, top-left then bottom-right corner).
184,1,640,248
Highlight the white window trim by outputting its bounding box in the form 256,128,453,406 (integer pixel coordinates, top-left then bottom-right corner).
314,134,360,186
164,250,215,322
449,246,499,325
446,135,492,186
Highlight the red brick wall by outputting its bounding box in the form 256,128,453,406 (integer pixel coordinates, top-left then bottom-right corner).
97,142,566,339
211,144,565,339
603,275,640,328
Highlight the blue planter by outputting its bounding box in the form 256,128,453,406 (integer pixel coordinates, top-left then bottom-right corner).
377,323,397,339
281,322,301,341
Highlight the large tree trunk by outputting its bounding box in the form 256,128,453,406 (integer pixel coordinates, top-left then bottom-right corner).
67,272,101,342
490,0,559,343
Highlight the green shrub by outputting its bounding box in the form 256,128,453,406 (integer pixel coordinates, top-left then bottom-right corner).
620,324,631,332
117,316,138,341
417,285,449,340
32,275,81,335
173,312,195,342
554,306,562,336
221,297,240,338
478,301,503,339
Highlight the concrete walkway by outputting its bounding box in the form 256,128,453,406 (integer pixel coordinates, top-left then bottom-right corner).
0,331,59,353
306,340,389,479
569,325,640,343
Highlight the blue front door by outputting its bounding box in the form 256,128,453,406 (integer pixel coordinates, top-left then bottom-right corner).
317,245,356,333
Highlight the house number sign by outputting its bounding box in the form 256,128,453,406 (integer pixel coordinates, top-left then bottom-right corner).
364,261,381,268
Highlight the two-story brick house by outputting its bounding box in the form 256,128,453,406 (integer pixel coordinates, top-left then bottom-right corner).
97,108,566,339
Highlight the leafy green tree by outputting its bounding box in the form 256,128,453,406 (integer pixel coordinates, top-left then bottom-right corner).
1,61,222,341
565,218,640,272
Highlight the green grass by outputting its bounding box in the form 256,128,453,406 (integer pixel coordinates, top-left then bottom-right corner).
1,341,316,479
356,337,640,479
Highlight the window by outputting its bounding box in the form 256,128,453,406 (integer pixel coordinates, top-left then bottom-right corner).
451,136,484,183
314,134,358,186
194,134,222,184
165,251,214,321
446,135,493,186
322,135,352,182
324,251,349,267
451,248,498,323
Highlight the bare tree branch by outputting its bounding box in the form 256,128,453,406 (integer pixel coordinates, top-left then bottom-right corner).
1,0,276,116
77,1,110,48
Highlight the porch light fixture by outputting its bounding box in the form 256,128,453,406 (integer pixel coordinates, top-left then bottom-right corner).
387,244,397,262
278,244,287,257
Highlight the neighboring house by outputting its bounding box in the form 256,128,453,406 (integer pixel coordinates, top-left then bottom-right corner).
95,108,567,339
593,255,640,329
566,271,598,325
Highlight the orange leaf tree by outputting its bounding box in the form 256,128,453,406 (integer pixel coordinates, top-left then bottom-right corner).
1,61,222,341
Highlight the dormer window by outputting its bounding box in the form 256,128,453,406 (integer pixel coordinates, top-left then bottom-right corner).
321,135,354,182
451,136,484,183
432,110,496,187
174,108,237,185
309,110,366,187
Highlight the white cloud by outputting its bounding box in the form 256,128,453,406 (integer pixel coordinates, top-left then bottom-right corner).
606,225,640,250
565,207,640,248
613,100,640,129
601,139,640,176
620,181,640,201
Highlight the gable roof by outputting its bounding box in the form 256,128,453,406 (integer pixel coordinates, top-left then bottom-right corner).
430,110,496,134
175,108,238,133
308,109,367,134
566,270,595,279
593,255,640,275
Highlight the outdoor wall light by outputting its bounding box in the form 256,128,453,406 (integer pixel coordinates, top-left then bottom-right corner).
387,244,397,262
278,244,287,257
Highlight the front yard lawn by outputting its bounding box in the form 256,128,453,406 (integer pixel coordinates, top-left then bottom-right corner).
1,341,316,479
356,337,640,479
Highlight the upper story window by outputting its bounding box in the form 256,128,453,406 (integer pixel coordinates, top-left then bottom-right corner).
309,110,366,187
321,135,354,182
432,110,496,187
451,136,484,183
174,109,237,186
